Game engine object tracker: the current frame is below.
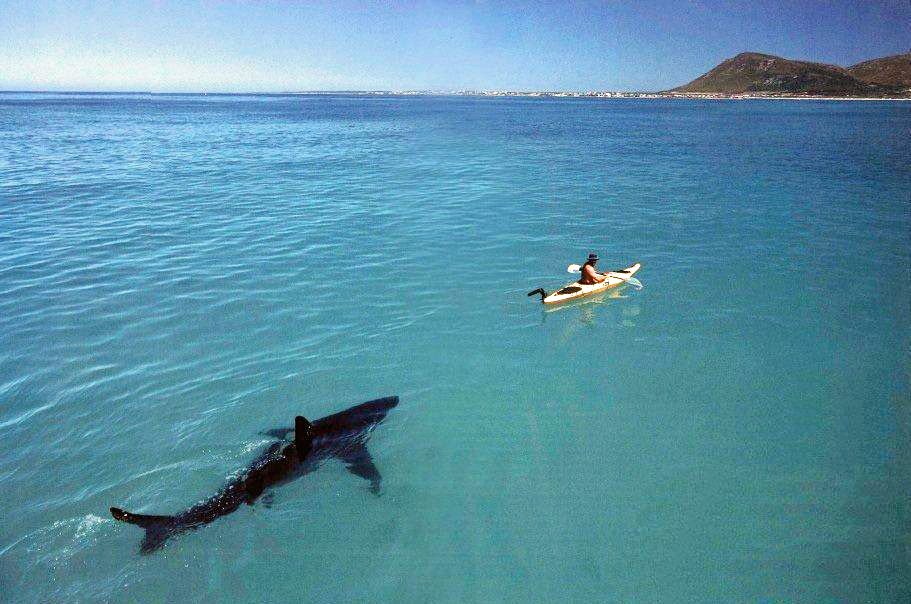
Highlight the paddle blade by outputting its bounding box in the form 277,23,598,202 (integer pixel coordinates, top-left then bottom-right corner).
625,277,643,289
567,264,581,273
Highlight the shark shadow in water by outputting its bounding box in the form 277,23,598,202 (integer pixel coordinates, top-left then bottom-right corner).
110,395,398,553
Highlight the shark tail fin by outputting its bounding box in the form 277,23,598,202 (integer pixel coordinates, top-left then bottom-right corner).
110,507,178,554
110,507,174,528
295,416,313,462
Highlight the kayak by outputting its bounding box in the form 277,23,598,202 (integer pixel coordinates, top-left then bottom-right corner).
528,262,641,305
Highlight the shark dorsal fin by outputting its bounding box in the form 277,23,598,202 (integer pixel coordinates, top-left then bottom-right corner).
294,416,313,462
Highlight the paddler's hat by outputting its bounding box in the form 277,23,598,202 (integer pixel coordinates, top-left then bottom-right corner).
587,253,599,263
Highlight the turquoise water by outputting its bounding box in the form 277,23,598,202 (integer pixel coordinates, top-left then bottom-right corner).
1,93,908,602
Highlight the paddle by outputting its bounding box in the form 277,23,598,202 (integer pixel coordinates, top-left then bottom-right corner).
566,264,642,289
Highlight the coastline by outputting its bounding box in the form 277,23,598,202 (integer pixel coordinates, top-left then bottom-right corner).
292,90,911,101
3,89,908,101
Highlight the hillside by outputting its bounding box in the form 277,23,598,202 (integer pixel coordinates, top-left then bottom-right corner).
671,52,909,97
848,52,911,87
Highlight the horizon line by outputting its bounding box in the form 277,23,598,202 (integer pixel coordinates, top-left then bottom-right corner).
0,88,662,96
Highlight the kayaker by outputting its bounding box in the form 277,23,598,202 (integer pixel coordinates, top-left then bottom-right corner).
579,253,607,285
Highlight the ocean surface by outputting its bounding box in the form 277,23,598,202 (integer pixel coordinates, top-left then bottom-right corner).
0,93,908,603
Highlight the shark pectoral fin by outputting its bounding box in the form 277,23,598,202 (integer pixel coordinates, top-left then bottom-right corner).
261,492,275,508
260,428,294,440
340,444,382,495
295,416,313,462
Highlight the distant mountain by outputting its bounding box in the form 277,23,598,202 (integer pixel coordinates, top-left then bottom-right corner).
848,52,911,88
670,52,910,97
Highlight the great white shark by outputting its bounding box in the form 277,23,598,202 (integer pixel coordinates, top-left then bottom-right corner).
110,395,398,553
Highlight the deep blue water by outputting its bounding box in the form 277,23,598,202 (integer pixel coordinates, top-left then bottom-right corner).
0,93,909,603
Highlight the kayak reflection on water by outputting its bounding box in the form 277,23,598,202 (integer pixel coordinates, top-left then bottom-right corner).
542,287,626,317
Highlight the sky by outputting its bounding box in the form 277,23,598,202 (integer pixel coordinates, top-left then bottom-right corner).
1,0,909,92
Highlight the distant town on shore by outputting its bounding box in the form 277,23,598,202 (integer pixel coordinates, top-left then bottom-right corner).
294,51,911,100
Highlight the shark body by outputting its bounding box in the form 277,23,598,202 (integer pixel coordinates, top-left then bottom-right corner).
110,395,398,553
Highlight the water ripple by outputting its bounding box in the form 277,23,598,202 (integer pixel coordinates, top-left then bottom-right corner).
0,94,908,603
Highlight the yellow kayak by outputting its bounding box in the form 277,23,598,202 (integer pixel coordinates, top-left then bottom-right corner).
528,262,642,305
